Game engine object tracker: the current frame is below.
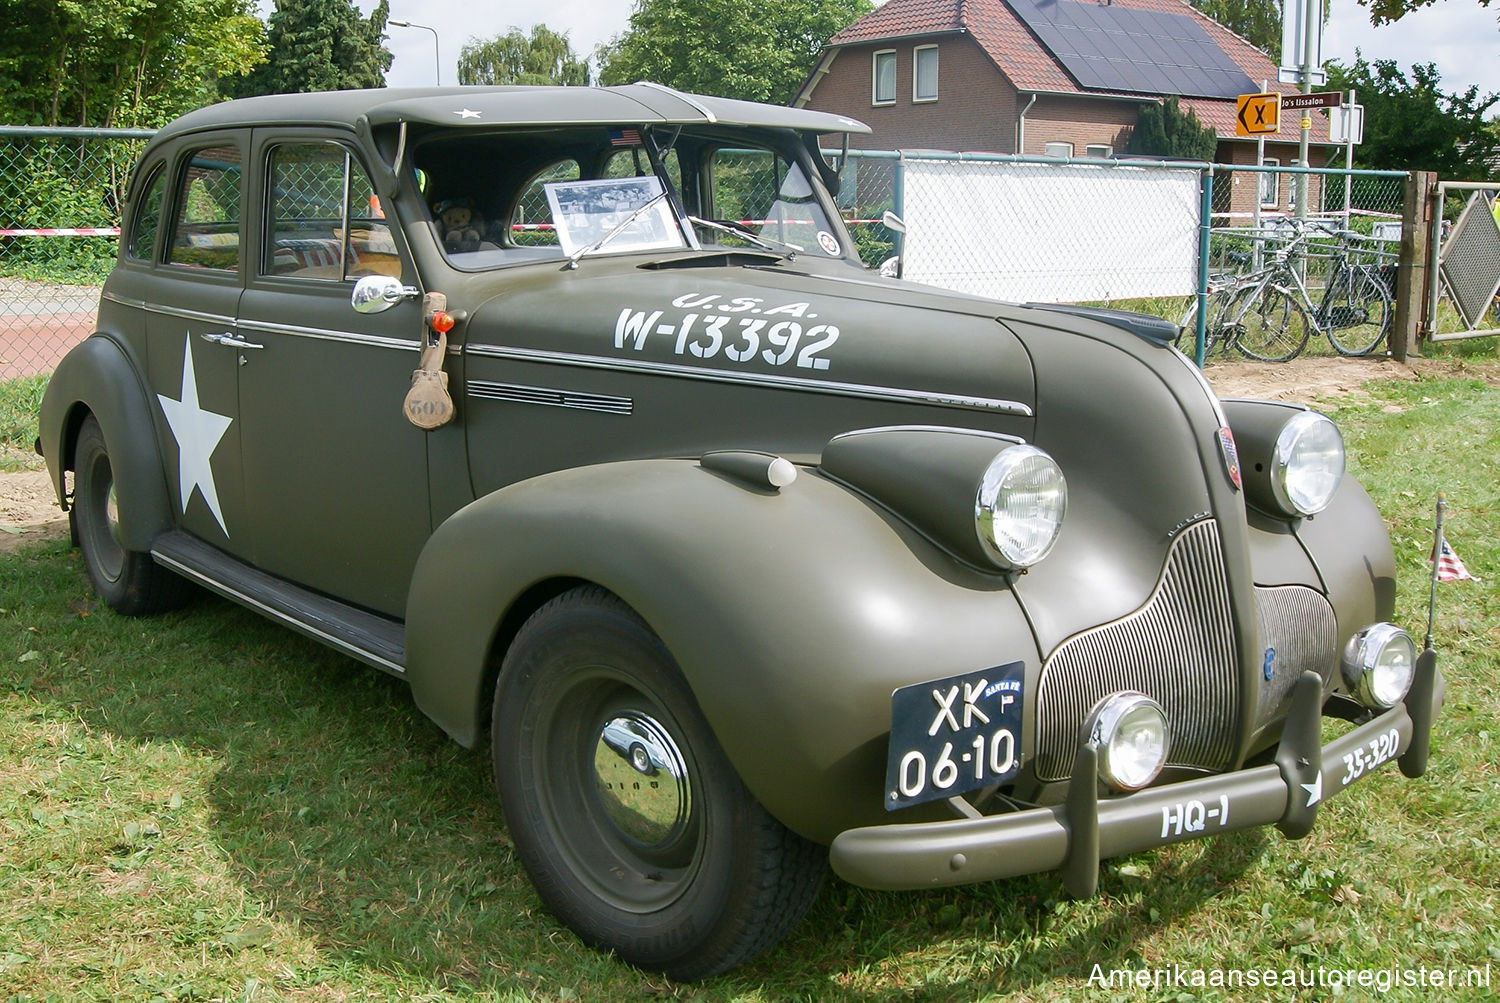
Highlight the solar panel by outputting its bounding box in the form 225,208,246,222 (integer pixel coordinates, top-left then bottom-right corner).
1007,0,1257,99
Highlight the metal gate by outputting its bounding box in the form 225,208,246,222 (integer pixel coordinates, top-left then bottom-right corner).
1426,181,1500,343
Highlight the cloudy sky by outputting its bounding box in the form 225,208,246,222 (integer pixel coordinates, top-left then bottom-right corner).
346,0,1500,101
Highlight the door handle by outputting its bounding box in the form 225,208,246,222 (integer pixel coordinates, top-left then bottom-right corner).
200,332,265,350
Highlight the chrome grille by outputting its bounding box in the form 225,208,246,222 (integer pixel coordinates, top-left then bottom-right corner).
1035,519,1239,782
1253,585,1337,726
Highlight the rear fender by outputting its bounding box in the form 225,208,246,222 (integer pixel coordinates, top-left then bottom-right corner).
405,457,1038,843
38,335,173,551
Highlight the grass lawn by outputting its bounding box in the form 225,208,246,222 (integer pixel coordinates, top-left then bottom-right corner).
0,369,1496,1001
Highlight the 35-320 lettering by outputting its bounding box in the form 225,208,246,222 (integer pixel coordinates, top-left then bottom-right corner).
614,292,840,371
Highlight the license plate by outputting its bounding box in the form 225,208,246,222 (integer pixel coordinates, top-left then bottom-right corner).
884,662,1024,810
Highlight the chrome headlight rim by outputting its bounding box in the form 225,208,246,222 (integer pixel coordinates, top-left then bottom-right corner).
1270,411,1345,517
973,444,1067,570
1341,622,1416,710
1085,691,1171,792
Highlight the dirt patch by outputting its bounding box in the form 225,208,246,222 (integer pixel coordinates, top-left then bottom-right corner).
0,467,68,556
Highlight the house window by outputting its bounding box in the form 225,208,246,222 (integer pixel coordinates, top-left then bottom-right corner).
1259,158,1279,207
1084,144,1113,158
872,50,896,105
1044,142,1073,159
913,45,938,102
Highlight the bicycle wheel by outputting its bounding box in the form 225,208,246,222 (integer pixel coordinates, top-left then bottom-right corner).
1235,286,1311,362
1321,266,1392,356
1176,284,1238,356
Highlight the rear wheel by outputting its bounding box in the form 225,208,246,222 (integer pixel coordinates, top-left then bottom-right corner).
72,416,189,615
492,586,825,980
1235,287,1311,362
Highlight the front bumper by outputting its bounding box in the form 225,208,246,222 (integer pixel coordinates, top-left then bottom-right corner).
830,652,1444,893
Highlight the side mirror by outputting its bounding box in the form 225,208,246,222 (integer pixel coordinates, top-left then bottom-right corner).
881,210,907,235
351,274,420,314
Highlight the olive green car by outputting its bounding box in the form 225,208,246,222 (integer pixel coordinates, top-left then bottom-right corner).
38,85,1443,979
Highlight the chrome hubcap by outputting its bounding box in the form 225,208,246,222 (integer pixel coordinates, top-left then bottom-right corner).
593,713,691,846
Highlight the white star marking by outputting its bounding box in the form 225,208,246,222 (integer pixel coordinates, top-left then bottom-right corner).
454,108,482,119
1301,770,1323,808
157,335,234,537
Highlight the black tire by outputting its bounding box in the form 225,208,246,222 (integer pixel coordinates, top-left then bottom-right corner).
1235,287,1311,362
72,416,189,615
1176,285,1237,356
1321,266,1392,356
492,586,825,980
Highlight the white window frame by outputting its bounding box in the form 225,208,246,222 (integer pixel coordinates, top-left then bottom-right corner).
1084,144,1113,159
1259,158,1280,208
912,45,939,103
1044,142,1074,159
872,50,896,106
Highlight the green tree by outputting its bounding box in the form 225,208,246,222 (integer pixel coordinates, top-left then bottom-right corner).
1190,0,1282,56
597,0,872,103
1326,56,1499,178
1362,0,1492,24
227,0,391,97
0,0,265,127
1127,96,1219,160
458,25,589,86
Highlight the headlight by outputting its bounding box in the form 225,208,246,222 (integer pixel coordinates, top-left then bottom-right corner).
1085,692,1170,792
975,445,1067,569
1341,623,1416,709
1271,411,1344,516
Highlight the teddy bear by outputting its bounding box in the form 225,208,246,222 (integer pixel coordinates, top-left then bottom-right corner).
433,197,484,253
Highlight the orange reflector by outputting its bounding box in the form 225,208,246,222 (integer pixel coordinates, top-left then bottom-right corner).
429,311,456,333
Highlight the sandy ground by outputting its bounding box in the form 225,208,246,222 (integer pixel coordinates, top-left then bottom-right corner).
2,354,1495,557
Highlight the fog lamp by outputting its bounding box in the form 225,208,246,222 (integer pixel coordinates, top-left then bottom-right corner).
1341,623,1416,710
1085,692,1170,792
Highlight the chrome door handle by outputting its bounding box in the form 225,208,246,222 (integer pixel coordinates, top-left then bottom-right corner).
201,332,265,350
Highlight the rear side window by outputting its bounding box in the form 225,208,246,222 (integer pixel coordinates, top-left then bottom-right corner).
266,142,395,280
167,146,242,271
511,160,581,247
126,164,166,262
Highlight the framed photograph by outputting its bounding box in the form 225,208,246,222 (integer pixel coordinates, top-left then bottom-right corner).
545,175,682,257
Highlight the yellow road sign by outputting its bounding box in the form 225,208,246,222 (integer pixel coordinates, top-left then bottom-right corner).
1235,92,1280,137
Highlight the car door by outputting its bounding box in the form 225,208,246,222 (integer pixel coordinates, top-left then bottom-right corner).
146,136,250,559
233,130,431,617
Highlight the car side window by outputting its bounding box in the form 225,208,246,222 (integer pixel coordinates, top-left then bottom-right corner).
511,160,581,247
266,143,397,280
126,164,166,262
167,146,242,271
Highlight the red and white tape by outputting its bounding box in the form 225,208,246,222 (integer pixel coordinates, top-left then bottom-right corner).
0,227,121,237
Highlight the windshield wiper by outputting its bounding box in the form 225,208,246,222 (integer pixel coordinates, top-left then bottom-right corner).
687,216,801,260
566,191,672,269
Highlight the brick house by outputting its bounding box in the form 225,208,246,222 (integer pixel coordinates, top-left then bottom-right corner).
794,0,1339,218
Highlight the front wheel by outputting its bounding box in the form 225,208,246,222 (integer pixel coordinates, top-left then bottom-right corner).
1235,287,1311,362
492,586,825,980
1321,266,1392,356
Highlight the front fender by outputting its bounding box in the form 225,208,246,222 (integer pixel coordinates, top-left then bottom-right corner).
405,458,1039,844
39,334,173,552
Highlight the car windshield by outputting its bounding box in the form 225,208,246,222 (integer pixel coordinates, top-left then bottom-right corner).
411,125,854,269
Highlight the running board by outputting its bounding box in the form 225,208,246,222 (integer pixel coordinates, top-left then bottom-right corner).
151,531,406,676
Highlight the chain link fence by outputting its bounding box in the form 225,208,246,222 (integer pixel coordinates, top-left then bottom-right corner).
0,127,152,381
2,125,1487,381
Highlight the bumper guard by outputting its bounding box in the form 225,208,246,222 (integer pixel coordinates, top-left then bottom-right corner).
830,650,1443,892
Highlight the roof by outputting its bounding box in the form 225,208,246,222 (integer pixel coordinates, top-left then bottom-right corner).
162,84,871,138
823,0,1298,106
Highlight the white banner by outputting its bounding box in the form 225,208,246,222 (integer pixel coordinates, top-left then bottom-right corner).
900,159,1202,303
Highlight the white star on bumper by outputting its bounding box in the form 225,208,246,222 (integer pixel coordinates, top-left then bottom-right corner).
157,335,233,537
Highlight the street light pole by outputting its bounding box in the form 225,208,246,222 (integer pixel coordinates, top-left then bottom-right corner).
389,19,441,86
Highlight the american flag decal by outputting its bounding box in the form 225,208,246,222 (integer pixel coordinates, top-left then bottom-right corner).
609,128,642,146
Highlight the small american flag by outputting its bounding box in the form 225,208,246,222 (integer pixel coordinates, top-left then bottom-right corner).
609,128,642,146
1432,538,1479,582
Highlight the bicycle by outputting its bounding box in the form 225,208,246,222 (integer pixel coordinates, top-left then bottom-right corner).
1177,221,1393,362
